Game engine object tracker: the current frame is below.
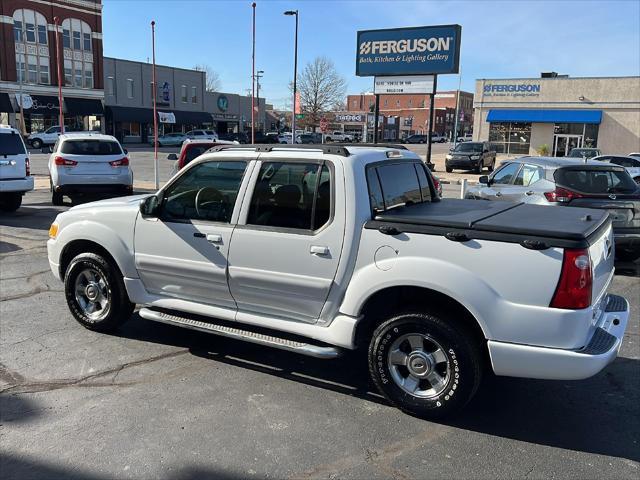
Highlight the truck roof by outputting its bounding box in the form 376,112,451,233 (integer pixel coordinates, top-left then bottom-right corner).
206,143,421,160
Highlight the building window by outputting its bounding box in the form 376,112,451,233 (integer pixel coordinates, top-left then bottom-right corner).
13,10,49,85
126,79,134,99
64,59,73,86
83,33,92,51
384,99,388,106
61,18,94,90
191,86,197,103
181,85,187,102
408,99,412,107
106,76,115,95
489,122,531,154
396,100,400,107
121,122,141,138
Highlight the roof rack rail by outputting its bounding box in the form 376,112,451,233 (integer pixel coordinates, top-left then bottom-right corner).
341,143,408,150
209,143,351,156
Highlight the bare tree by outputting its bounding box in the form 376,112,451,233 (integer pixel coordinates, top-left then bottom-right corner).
296,56,347,127
193,64,222,92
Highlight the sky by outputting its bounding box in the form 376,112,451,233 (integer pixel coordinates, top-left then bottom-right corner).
102,0,640,109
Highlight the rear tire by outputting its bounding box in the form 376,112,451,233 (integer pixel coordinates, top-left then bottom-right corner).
52,191,64,206
0,192,22,212
31,138,42,149
64,252,134,332
368,312,483,418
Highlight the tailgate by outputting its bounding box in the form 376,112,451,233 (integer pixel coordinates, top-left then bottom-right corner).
65,154,122,175
0,133,27,179
588,223,615,306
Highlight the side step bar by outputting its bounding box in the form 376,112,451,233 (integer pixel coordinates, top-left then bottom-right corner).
138,308,342,359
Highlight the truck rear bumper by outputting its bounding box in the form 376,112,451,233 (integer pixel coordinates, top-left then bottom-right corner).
488,294,629,380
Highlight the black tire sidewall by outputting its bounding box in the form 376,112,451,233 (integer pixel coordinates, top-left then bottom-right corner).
32,139,42,149
0,193,22,212
64,253,131,331
369,314,481,417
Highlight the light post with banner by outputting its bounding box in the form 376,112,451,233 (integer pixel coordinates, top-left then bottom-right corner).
355,25,461,168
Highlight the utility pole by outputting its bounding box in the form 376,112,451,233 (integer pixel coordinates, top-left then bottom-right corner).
151,20,158,189
251,2,256,143
452,73,462,147
53,16,64,133
284,10,299,142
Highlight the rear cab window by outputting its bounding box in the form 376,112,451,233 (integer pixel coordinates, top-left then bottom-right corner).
0,132,27,155
366,161,433,215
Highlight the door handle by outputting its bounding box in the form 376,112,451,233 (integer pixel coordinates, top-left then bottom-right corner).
310,245,329,256
206,234,223,244
525,191,534,196
495,192,502,197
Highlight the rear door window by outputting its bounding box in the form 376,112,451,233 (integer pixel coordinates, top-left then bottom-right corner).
0,133,26,155
555,168,637,194
61,140,123,155
514,164,544,186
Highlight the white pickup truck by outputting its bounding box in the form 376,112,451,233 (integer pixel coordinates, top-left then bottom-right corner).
47,144,630,417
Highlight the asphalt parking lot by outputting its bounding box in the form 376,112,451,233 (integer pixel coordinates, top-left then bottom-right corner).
1,158,639,479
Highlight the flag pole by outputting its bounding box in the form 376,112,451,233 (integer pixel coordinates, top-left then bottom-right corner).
53,16,64,134
151,20,158,189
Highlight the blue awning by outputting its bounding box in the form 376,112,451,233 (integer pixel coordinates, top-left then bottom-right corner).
486,109,602,124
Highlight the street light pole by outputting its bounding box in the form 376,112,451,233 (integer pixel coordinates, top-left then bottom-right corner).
151,20,158,189
284,10,298,143
251,2,256,144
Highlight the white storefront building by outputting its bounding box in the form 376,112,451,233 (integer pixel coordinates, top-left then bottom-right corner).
473,75,640,156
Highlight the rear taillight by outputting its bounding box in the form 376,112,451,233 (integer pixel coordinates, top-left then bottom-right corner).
550,248,592,309
109,157,129,167
432,176,440,192
544,186,583,203
25,157,30,176
54,156,78,166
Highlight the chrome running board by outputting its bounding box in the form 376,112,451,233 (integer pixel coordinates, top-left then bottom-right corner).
138,308,342,359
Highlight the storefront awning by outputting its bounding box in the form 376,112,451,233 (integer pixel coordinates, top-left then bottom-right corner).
0,93,14,113
65,98,104,116
25,95,60,112
106,106,154,123
173,110,213,125
486,109,602,124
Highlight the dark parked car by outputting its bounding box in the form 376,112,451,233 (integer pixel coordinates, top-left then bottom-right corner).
465,156,640,261
567,147,601,159
405,134,427,144
445,142,496,173
298,133,323,144
218,132,249,144
167,140,236,170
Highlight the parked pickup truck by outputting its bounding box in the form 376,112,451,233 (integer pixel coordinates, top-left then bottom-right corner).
325,131,354,142
47,144,629,418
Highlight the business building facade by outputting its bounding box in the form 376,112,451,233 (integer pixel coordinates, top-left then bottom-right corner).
0,0,104,132
345,90,474,141
473,75,640,156
103,57,212,143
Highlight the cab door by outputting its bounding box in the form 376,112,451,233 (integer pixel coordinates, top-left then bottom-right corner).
227,156,344,323
478,162,521,200
134,157,253,308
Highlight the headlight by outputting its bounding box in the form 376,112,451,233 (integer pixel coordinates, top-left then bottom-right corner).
48,223,58,239
445,154,452,160
470,154,480,160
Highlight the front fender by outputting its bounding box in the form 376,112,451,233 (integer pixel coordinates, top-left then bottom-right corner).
339,257,494,339
52,220,137,278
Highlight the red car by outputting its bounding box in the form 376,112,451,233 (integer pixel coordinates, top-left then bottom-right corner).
168,139,237,170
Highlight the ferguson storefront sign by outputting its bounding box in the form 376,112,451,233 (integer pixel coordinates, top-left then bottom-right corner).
483,83,542,97
374,75,434,94
356,25,461,76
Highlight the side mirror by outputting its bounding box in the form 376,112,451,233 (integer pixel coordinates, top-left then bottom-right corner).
123,148,128,154
479,175,489,185
167,153,178,161
140,194,161,217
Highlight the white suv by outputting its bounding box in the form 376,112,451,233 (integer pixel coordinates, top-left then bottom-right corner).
0,125,33,211
48,133,133,205
186,129,218,141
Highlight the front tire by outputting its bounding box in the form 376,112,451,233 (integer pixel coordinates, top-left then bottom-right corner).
31,138,43,149
0,192,22,212
445,166,453,173
64,252,134,332
368,312,483,418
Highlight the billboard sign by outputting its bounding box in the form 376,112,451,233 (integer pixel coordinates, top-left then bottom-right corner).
356,24,461,76
374,75,434,94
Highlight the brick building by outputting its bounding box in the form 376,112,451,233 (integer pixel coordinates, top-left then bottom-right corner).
0,0,104,133
345,90,474,141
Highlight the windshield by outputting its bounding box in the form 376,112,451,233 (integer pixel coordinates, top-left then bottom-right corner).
568,149,599,159
555,168,637,194
60,140,123,155
453,143,483,153
0,133,26,155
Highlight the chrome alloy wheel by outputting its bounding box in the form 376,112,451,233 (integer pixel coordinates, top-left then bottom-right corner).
74,267,111,320
387,333,451,398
